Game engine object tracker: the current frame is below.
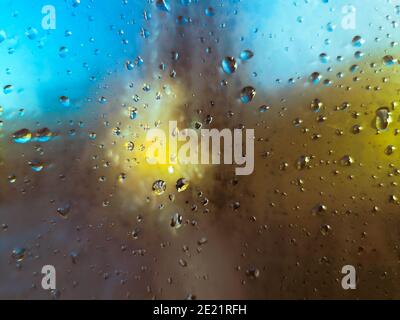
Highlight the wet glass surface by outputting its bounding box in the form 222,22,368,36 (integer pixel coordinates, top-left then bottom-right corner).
0,0,400,299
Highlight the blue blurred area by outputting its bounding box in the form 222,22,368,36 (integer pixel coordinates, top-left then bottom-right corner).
0,0,397,122
0,0,144,122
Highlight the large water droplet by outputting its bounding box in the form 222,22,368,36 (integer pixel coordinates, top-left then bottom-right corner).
156,0,170,12
383,55,398,66
176,178,189,192
375,107,392,131
13,129,32,144
352,35,365,47
221,57,237,74
152,180,167,195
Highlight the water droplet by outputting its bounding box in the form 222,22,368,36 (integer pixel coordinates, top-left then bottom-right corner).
337,102,351,111
118,173,127,183
170,213,183,228
309,72,322,85
389,195,399,204
176,178,189,192
129,108,138,120
59,96,70,107
385,145,396,155
320,224,332,236
156,0,170,12
259,105,270,113
132,228,140,239
13,129,32,144
246,267,260,279
326,22,336,32
319,53,330,63
352,35,365,47
383,55,398,66
221,57,237,74
12,247,26,262
311,99,323,112
125,60,134,70
152,180,167,195
29,160,44,172
3,84,13,94
70,251,79,264
35,128,52,142
340,155,354,166
59,46,69,58
352,125,363,134
239,50,254,61
296,155,310,170
0,30,7,43
313,203,327,215
179,258,188,267
126,141,134,151
135,56,144,66
205,7,215,17
375,107,392,131
198,237,208,245
98,96,107,104
25,27,38,40
240,86,256,103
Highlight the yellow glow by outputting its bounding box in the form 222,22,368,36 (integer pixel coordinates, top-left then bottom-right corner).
104,81,209,203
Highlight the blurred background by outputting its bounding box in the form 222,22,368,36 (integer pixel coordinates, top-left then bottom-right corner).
0,0,400,299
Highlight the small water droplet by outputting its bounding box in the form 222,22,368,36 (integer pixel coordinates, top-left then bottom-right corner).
205,7,215,17
25,27,38,40
239,49,254,61
170,213,183,228
311,99,323,112
309,72,322,85
29,160,44,172
340,155,354,166
352,35,365,47
240,86,256,103
176,178,189,192
12,247,26,262
59,46,69,58
3,84,13,94
296,155,310,170
59,96,70,107
385,145,396,155
320,224,332,236
57,203,71,218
